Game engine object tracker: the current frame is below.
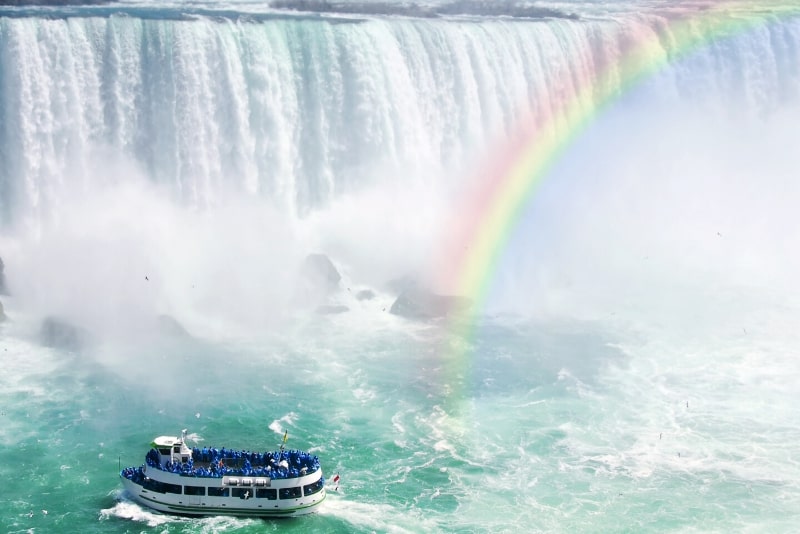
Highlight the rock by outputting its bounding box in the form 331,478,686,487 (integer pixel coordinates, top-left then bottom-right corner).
385,275,422,295
0,256,7,295
156,314,191,338
301,254,341,294
355,289,375,301
40,317,87,351
316,304,349,315
389,288,471,320
0,300,5,322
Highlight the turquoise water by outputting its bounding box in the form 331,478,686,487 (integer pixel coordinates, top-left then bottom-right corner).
2,291,799,532
2,1,800,532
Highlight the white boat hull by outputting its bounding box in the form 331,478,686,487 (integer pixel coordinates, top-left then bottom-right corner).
120,467,326,517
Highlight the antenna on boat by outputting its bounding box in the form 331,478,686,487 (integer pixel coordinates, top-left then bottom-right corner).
181,428,188,443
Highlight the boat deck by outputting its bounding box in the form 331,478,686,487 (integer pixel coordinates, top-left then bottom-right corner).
122,447,321,481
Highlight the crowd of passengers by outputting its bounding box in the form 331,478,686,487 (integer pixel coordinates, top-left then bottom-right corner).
121,466,147,484
139,447,321,479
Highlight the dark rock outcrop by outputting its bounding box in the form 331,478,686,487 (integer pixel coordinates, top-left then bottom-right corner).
389,288,471,320
316,304,349,315
386,275,422,295
40,317,88,351
355,289,375,301
0,256,7,295
301,254,341,294
156,314,191,339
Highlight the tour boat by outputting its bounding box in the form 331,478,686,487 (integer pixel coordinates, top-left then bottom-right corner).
120,430,326,517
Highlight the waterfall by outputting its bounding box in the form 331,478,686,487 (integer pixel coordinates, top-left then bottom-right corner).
0,5,798,329
1,9,797,227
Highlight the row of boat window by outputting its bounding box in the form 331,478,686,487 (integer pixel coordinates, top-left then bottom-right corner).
122,467,325,499
139,478,324,499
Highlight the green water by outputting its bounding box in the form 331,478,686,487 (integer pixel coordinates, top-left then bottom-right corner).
2,300,799,533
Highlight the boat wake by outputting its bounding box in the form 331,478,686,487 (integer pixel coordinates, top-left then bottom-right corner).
99,495,178,528
320,495,443,533
100,492,255,531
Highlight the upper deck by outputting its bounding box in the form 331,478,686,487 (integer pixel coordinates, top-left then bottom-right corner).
130,432,321,481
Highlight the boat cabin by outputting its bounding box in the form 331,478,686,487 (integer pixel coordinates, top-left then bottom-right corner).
152,430,192,467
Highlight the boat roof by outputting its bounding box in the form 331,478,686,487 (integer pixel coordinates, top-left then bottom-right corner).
152,436,182,447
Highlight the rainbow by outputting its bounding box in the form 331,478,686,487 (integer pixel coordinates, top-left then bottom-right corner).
438,2,800,408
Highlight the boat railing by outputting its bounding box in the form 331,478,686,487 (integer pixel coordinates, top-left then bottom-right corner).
136,447,320,480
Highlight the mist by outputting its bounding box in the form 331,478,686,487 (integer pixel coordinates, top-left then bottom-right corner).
483,90,800,331
0,153,455,352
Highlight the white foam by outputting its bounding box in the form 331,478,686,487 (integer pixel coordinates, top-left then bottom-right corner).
268,413,297,439
352,387,377,403
550,306,800,495
321,495,442,533
0,336,60,398
99,499,178,528
193,515,255,533
391,412,406,434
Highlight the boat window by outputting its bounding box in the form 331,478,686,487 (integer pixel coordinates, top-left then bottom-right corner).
207,487,230,497
184,485,205,496
143,478,164,493
158,448,170,456
256,488,277,500
279,487,302,499
304,480,324,496
232,488,252,499
142,479,182,494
